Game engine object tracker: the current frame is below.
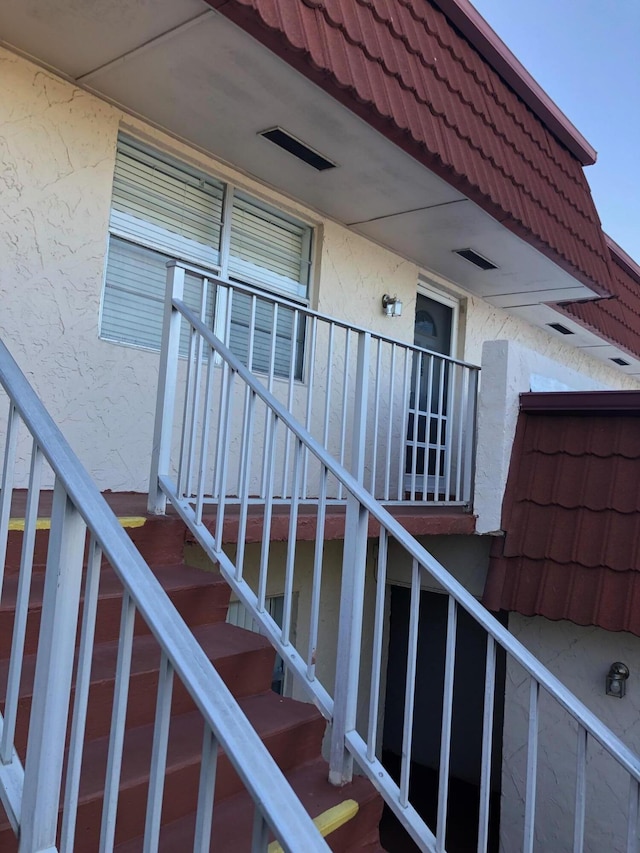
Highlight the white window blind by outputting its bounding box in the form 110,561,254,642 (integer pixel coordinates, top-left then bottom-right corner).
101,139,311,378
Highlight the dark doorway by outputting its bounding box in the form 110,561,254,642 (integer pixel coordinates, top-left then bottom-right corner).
380,587,506,852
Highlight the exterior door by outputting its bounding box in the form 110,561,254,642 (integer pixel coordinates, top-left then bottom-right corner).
405,292,454,497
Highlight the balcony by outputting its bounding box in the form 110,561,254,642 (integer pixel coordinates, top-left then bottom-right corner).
150,261,480,528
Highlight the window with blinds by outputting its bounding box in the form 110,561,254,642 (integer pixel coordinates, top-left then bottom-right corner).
101,139,312,377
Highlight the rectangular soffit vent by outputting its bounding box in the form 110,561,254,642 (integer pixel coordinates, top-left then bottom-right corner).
547,322,574,335
453,248,498,271
611,357,630,366
259,127,337,171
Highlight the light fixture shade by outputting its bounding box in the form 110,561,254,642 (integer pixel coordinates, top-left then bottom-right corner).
382,294,403,317
606,662,630,697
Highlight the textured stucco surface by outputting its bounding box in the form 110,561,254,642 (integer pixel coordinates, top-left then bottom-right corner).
0,49,417,491
2,47,639,498
501,614,640,853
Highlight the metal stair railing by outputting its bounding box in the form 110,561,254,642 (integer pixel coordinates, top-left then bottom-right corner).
151,260,479,508
150,281,640,853
0,337,330,853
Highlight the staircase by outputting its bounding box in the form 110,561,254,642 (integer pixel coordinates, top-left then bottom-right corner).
0,512,383,850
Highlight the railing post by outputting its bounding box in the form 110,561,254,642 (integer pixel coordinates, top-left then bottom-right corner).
148,261,186,514
463,366,479,506
329,331,370,786
19,479,86,852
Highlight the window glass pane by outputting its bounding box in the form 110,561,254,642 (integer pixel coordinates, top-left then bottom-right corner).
113,142,223,253
102,238,214,354
101,140,311,380
229,193,311,299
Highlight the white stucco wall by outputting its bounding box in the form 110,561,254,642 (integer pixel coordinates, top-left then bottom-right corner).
2,47,639,498
0,49,417,491
501,614,640,853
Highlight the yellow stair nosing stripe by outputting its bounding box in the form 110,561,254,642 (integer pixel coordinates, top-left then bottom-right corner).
267,799,359,853
8,516,146,531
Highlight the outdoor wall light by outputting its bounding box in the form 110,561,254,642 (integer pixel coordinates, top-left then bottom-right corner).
606,662,630,698
382,294,403,318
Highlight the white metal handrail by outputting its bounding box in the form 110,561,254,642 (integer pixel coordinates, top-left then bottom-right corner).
158,260,478,507
0,338,330,852
152,291,640,853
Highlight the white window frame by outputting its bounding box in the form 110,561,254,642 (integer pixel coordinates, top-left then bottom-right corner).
99,137,314,371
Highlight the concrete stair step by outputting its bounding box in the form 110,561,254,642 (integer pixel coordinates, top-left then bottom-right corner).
0,563,230,658
0,621,275,754
113,757,384,853
65,692,326,850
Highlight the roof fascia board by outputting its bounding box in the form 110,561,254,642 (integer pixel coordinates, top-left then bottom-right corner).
520,390,640,414
432,0,597,165
606,234,640,284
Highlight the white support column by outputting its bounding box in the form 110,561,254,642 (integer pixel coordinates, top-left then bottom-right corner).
19,480,86,853
329,332,370,786
148,262,186,514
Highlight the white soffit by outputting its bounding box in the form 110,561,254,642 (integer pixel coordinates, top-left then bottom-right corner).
509,304,640,375
1,0,601,308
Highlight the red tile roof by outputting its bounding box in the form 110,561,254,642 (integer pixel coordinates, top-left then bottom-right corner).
210,0,612,292
556,236,640,360
484,392,640,635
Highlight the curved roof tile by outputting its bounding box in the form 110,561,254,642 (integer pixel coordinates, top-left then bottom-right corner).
558,238,640,359
484,395,640,637
210,0,612,290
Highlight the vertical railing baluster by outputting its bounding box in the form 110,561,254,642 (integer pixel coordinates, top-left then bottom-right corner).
421,355,435,502
258,411,278,614
627,776,640,853
236,389,257,582
322,323,335,487
214,370,236,553
213,287,235,500
400,558,421,806
463,368,479,506
443,361,457,503
397,348,411,500
282,438,302,647
0,402,19,589
366,527,388,762
251,808,270,852
370,339,382,498
143,652,175,852
20,481,86,853
280,310,299,499
306,466,328,681
523,678,540,853
60,536,102,853
100,590,136,852
329,331,370,785
236,295,257,502
384,345,396,501
454,366,467,502
433,359,446,502
260,304,279,499
149,262,186,514
177,309,199,497
410,350,422,501
193,726,218,853
302,316,317,499
184,276,210,498
477,635,496,853
573,724,587,853
196,344,216,526
436,596,457,851
1,441,42,762
337,329,351,501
